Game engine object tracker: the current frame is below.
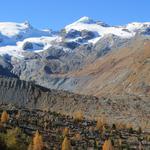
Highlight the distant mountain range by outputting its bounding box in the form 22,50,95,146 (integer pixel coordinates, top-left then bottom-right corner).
0,17,150,99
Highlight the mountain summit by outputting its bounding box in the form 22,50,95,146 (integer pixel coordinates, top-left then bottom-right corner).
70,16,109,27
73,16,96,24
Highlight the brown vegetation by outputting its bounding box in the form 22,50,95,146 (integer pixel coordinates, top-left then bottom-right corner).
0,107,149,149
62,137,72,150
1,111,9,123
74,111,84,122
33,130,43,150
102,139,113,150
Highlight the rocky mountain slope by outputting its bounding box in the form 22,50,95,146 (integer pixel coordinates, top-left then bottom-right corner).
0,77,98,113
49,36,150,98
0,17,150,99
0,77,149,127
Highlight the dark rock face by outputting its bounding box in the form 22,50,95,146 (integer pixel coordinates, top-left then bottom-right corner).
64,29,96,42
0,57,18,78
64,41,80,49
22,42,44,50
0,77,99,114
44,66,52,74
0,66,18,78
22,42,33,50
94,34,129,58
0,77,54,109
141,28,150,35
65,29,81,38
40,47,66,59
81,30,96,40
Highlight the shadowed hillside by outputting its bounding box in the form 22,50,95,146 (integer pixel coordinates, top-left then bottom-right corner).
0,77,99,115
0,77,150,128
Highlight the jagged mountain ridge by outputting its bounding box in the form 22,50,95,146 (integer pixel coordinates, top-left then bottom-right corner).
0,17,150,58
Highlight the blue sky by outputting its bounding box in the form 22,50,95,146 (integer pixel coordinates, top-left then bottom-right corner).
0,0,149,30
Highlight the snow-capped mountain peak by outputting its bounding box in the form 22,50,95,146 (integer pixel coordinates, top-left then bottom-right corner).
65,17,150,44
65,17,135,42
0,21,51,46
74,16,96,24
125,22,150,32
68,16,108,26
0,22,30,37
0,18,150,59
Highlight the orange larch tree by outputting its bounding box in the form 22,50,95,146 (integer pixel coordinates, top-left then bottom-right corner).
1,111,9,123
102,139,113,150
74,111,84,122
62,137,72,150
33,130,43,150
63,127,69,137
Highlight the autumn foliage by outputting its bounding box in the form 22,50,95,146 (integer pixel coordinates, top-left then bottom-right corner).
97,116,107,127
74,111,84,122
62,137,72,150
33,130,43,150
102,139,113,150
63,127,69,136
1,111,9,123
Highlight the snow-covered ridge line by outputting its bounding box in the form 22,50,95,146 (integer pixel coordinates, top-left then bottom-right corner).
0,21,51,37
65,17,150,41
0,17,150,58
17,36,62,50
0,21,52,46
